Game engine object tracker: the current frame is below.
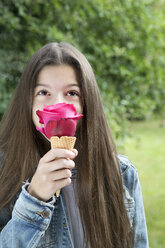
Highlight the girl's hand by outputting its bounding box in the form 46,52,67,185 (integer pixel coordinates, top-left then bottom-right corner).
27,148,78,201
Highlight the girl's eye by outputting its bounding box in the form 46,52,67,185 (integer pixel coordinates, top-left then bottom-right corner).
37,90,50,96
66,91,79,97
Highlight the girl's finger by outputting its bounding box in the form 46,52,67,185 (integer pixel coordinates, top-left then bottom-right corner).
52,177,72,190
47,158,75,172
72,149,78,157
41,148,76,163
50,168,72,181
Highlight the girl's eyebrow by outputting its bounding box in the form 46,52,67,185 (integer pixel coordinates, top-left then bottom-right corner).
66,83,80,88
35,83,51,88
35,83,80,88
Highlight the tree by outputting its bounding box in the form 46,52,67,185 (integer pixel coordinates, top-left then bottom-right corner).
0,0,165,138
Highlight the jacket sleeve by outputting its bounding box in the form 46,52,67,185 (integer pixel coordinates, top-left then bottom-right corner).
133,170,149,248
0,183,56,248
119,155,149,248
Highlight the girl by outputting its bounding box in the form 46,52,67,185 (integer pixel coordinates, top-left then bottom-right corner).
0,42,148,247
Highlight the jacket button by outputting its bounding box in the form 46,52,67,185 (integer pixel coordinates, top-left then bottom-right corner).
35,209,50,218
41,210,50,218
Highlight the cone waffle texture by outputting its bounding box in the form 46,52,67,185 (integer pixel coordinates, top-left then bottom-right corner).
50,136,76,197
50,136,76,151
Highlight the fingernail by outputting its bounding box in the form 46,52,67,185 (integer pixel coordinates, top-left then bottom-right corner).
71,152,75,157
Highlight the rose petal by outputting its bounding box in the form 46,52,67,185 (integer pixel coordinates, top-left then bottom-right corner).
45,119,76,138
36,103,83,139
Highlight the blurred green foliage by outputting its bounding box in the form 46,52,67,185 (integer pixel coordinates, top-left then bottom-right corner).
0,0,165,138
122,119,165,248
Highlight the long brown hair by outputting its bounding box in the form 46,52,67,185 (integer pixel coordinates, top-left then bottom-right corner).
0,42,133,247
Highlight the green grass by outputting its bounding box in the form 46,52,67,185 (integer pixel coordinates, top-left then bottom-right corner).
118,119,165,248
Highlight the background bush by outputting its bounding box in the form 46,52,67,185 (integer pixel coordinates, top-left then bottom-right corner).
0,0,165,139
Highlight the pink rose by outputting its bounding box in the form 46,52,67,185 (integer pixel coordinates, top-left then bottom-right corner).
36,103,83,139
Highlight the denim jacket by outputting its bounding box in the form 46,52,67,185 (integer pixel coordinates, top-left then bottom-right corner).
0,155,149,247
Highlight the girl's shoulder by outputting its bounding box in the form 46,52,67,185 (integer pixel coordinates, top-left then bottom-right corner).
118,154,139,196
118,154,137,176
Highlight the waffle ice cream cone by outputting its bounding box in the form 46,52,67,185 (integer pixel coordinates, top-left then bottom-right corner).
50,136,76,197
50,136,76,151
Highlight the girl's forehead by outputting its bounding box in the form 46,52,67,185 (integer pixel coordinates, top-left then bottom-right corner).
36,65,80,88
38,65,77,78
